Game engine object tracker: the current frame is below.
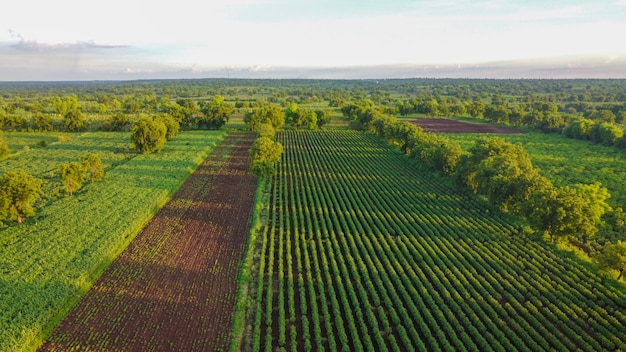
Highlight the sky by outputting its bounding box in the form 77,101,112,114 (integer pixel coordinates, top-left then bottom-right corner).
1,0,626,81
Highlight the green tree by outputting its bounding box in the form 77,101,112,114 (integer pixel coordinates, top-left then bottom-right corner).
60,162,86,196
257,123,276,139
0,138,9,160
598,122,624,146
106,113,130,131
315,109,331,128
467,100,485,118
563,117,595,140
82,153,104,183
64,108,84,132
131,116,167,154
176,99,199,127
456,136,550,212
199,95,234,129
155,114,180,140
51,94,79,115
249,137,283,178
524,184,611,243
33,112,54,131
595,241,626,280
0,170,43,224
484,104,510,123
244,101,284,131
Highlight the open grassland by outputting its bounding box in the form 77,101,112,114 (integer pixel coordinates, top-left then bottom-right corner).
0,130,226,352
39,132,257,351
249,130,626,351
447,131,626,209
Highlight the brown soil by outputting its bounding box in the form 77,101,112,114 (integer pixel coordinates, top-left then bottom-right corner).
412,118,526,134
39,132,257,352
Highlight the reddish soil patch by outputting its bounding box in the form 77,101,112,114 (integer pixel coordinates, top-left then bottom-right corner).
412,118,525,134
39,132,257,352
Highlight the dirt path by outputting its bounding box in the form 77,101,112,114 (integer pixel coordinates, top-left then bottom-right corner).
39,132,257,352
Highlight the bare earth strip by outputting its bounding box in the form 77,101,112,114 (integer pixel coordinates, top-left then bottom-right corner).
39,132,257,352
412,118,526,134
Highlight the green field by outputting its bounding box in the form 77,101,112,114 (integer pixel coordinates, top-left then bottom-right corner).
0,130,226,352
247,130,626,351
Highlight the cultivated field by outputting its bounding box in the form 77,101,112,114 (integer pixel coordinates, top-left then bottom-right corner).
37,132,257,351
0,131,228,352
248,130,626,351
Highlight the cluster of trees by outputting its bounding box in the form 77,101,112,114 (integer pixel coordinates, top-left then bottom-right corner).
343,99,462,175
248,123,283,179
59,154,104,196
563,117,625,147
284,103,331,129
0,154,105,225
455,137,612,243
0,93,235,133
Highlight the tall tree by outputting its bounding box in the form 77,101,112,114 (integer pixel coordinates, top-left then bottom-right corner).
131,116,167,154
64,108,84,132
0,170,43,224
595,241,626,280
524,184,611,243
82,154,104,183
60,162,86,196
199,95,234,129
244,101,284,131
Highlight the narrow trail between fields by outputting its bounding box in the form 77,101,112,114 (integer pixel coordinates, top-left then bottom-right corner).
39,132,257,352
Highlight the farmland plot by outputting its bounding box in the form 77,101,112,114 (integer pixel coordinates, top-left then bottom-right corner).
0,131,227,352
249,130,626,351
38,132,257,351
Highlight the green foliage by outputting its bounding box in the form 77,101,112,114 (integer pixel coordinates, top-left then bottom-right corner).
176,98,199,128
82,153,104,183
0,169,42,224
249,136,283,178
33,112,54,131
199,94,234,130
51,94,79,115
155,113,180,140
244,101,284,131
341,99,383,126
524,183,611,242
410,133,463,176
0,138,9,160
131,116,167,154
563,117,594,140
595,241,626,280
106,112,131,131
257,123,276,139
597,122,624,146
314,109,331,128
60,161,86,196
64,108,85,132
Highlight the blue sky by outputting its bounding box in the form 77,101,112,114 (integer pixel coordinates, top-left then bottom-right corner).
1,0,625,80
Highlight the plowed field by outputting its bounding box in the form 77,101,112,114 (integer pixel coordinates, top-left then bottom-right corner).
412,118,525,134
39,132,257,351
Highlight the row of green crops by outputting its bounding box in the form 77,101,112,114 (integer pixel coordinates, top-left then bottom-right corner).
249,130,626,351
0,130,226,352
446,131,626,209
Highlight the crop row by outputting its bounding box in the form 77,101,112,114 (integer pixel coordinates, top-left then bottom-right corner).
249,130,626,351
